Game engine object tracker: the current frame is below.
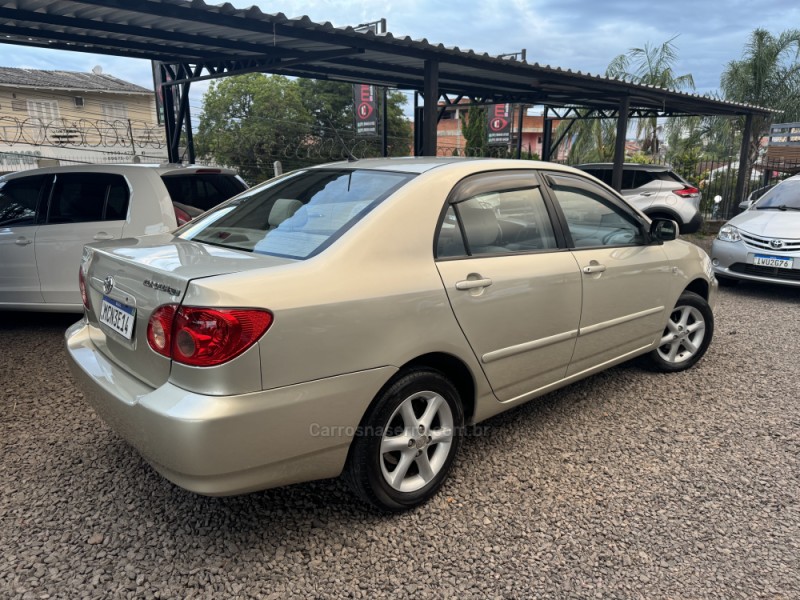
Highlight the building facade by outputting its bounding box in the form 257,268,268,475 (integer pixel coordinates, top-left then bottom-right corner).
0,67,167,174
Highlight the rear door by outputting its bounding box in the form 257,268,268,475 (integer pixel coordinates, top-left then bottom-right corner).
35,173,128,305
435,171,582,402
543,172,672,376
623,169,663,211
0,174,51,305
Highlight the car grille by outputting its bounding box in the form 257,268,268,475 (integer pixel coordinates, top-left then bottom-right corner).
740,231,800,252
729,263,800,281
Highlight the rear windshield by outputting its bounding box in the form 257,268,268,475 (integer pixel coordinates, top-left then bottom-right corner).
756,179,800,210
161,173,247,211
178,168,415,259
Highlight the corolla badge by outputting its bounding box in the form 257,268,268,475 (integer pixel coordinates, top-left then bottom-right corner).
770,239,784,249
102,276,114,294
143,279,182,297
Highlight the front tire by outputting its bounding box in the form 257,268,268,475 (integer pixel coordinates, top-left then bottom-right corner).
345,369,464,512
643,291,714,372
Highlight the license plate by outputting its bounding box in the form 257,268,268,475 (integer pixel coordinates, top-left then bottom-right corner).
753,254,793,269
99,296,136,340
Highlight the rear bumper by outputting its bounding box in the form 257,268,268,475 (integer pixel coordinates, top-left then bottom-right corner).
681,211,703,234
65,319,396,495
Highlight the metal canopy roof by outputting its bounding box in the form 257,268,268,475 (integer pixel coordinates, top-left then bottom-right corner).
2,0,773,118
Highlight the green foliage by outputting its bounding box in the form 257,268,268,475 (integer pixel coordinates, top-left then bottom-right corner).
460,105,487,156
607,36,695,157
721,28,800,165
195,74,411,183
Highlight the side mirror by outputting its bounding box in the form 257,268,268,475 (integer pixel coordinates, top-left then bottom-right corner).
650,218,678,243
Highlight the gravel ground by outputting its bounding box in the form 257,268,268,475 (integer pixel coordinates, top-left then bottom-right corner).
1,237,799,599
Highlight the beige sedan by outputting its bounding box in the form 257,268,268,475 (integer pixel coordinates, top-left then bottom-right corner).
66,158,716,511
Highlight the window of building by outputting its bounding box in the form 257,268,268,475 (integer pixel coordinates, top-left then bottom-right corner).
101,102,129,120
27,99,59,123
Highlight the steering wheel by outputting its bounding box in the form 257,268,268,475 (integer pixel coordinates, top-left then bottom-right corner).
602,228,635,245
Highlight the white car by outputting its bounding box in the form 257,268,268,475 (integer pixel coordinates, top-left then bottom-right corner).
0,164,246,312
712,174,800,287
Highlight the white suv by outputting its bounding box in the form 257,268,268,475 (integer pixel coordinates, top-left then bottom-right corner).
576,163,703,233
0,164,246,312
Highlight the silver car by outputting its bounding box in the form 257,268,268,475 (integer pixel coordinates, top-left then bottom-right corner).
575,163,703,233
66,158,716,512
712,174,800,287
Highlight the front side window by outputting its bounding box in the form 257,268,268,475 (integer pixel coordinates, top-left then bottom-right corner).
0,175,49,226
180,168,414,259
436,184,557,257
548,175,644,247
47,173,130,224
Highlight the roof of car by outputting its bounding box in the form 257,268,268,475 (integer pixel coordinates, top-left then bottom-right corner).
309,157,582,175
0,164,240,179
575,163,672,172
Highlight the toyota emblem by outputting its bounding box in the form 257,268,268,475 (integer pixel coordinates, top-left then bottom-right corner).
103,276,114,294
770,239,784,249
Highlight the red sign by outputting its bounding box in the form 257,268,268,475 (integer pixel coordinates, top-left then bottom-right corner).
354,84,378,136
487,104,512,145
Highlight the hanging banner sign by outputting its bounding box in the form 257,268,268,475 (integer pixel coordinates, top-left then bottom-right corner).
354,84,378,137
487,103,512,145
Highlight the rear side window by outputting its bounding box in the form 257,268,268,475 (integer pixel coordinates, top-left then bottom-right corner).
0,175,49,226
583,168,612,186
180,169,414,259
47,173,129,224
161,173,247,212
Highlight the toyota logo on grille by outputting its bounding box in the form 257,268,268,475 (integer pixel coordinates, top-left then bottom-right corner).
102,276,114,294
770,239,785,249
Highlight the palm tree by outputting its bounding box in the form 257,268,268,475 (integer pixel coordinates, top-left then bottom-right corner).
721,28,800,165
606,36,695,156
557,37,694,163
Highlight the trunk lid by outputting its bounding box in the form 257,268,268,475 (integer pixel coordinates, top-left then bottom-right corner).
83,233,293,388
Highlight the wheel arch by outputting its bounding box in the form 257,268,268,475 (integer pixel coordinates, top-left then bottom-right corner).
683,277,710,300
401,352,476,424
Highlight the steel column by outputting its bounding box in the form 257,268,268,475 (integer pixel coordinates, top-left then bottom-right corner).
422,60,439,156
541,107,552,161
611,96,630,192
515,104,525,159
734,113,754,209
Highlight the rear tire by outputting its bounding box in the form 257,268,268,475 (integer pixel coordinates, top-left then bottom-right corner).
643,291,713,372
345,369,464,512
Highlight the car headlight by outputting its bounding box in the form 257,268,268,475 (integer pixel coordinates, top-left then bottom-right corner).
717,224,741,242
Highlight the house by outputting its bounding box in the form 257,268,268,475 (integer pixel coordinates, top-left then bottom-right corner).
0,66,166,174
435,99,569,159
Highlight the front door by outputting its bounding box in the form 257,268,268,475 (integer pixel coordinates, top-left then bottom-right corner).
0,174,51,305
543,171,672,376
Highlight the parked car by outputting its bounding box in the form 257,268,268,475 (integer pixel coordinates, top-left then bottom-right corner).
66,158,716,512
712,174,800,287
575,163,703,233
0,164,247,312
737,183,776,212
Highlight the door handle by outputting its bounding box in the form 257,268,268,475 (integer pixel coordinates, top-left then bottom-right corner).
640,191,655,197
93,232,114,241
456,278,493,290
583,264,607,274
15,237,32,246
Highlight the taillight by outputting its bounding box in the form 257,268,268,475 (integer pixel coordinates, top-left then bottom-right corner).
147,305,177,357
78,267,90,310
673,186,699,197
174,205,191,226
146,305,272,366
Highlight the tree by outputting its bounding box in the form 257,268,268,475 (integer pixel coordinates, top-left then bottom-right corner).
196,75,412,183
721,28,800,165
195,73,312,183
607,36,695,155
460,105,487,156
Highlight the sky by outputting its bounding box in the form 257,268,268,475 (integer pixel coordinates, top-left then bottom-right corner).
7,0,800,114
